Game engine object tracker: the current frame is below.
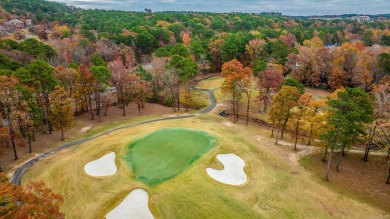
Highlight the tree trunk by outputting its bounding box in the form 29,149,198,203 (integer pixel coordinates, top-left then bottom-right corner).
121,89,126,116
0,165,3,172
48,120,53,134
387,165,390,184
74,81,78,113
322,146,328,162
11,135,18,160
336,144,345,172
61,129,64,141
84,94,89,111
341,146,346,157
387,146,390,160
233,95,239,123
40,121,45,133
325,148,334,181
28,135,32,153
294,118,300,150
246,94,250,126
32,128,35,141
88,95,94,120
325,132,339,180
232,100,236,124
271,118,275,137
95,91,100,116
364,123,377,161
104,103,109,117
281,118,288,139
364,147,370,162
275,128,280,145
177,86,180,111
308,125,313,145
137,103,141,115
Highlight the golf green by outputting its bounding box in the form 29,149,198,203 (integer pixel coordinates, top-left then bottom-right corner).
125,128,215,185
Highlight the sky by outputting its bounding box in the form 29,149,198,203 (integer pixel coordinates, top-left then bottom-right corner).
51,0,389,16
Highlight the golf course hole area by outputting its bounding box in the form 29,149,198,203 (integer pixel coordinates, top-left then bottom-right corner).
125,128,215,185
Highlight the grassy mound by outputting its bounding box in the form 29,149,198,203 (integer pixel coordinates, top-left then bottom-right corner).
125,128,215,185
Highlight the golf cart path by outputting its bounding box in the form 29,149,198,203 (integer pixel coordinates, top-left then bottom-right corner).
11,87,216,185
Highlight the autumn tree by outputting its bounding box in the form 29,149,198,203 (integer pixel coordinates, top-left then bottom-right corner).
303,99,328,146
55,67,78,112
0,173,64,218
181,31,191,47
90,65,110,119
241,72,257,125
282,78,305,94
370,83,390,162
109,57,130,116
279,32,298,49
28,60,57,133
329,43,361,89
303,36,324,50
269,86,301,144
48,86,73,141
221,59,253,122
168,55,198,111
0,76,32,160
245,39,266,67
208,39,224,71
77,64,95,119
148,56,169,102
288,92,313,150
258,65,284,112
286,46,321,86
322,88,374,180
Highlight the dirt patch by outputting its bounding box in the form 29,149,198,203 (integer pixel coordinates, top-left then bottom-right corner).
302,152,390,213
305,87,331,99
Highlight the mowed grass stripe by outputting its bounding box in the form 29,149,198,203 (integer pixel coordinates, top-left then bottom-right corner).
125,128,215,185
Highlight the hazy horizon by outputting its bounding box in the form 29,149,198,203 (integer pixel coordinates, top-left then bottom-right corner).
50,0,389,16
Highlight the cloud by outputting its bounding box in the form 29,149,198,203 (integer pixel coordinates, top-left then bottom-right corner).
52,0,389,15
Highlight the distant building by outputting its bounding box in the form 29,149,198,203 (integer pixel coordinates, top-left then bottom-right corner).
25,19,32,27
6,19,25,29
0,25,8,37
351,16,372,22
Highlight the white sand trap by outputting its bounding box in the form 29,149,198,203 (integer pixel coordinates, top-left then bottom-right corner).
106,189,154,219
81,125,92,132
84,152,117,177
206,154,247,186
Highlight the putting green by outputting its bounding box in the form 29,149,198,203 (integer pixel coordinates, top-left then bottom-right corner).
125,128,215,185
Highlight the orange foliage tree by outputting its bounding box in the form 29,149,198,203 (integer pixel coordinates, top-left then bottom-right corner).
221,59,253,123
0,173,64,218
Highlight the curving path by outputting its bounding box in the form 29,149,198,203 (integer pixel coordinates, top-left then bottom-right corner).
11,88,217,185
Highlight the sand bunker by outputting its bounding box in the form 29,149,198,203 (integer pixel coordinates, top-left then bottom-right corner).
206,154,247,185
84,152,117,177
106,189,154,219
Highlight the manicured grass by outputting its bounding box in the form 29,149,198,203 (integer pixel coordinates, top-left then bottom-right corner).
21,116,385,218
125,128,215,185
196,76,225,90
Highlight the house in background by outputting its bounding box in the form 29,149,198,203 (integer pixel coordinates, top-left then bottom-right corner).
351,16,372,22
0,25,8,37
6,19,25,30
